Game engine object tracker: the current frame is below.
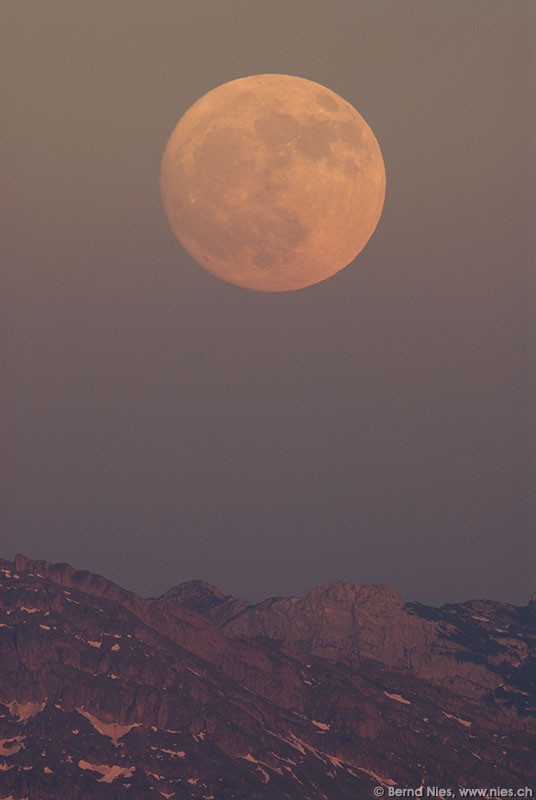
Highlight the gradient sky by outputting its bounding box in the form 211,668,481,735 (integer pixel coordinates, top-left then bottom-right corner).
4,1,535,605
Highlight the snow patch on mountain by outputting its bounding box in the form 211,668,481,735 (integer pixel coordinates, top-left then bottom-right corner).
78,760,135,783
76,709,141,745
384,691,411,705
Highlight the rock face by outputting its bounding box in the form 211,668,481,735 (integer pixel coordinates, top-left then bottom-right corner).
0,555,534,800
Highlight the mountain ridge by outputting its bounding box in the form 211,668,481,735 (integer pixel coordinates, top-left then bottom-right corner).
0,553,534,799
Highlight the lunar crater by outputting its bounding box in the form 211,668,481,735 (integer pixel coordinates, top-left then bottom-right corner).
316,92,339,111
295,118,335,160
254,113,302,147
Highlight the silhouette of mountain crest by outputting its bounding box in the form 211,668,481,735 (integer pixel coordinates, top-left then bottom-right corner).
0,554,534,799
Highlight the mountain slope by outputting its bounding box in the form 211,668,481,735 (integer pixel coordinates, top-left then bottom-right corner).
0,554,534,799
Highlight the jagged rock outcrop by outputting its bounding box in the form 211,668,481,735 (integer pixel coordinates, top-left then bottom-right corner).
161,580,250,629
0,554,534,800
166,577,535,702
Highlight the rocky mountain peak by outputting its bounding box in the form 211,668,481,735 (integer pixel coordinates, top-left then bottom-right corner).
160,579,229,614
169,578,408,661
12,553,124,602
0,554,534,799
302,580,404,608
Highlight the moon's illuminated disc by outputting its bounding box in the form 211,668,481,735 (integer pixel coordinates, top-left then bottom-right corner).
160,74,386,292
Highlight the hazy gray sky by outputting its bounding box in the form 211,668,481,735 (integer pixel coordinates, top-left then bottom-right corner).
4,1,535,604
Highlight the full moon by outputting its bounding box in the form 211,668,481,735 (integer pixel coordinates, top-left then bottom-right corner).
160,74,386,292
